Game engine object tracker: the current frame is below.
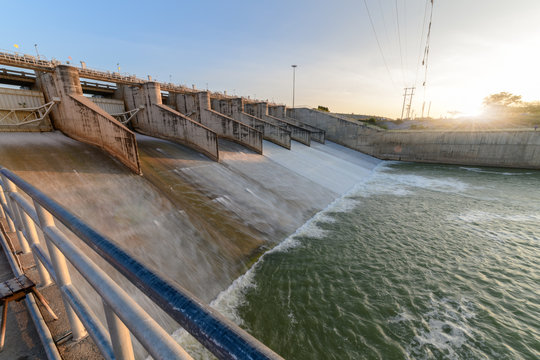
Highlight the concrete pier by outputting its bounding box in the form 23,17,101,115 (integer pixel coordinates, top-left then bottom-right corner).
245,102,312,146
37,65,141,174
269,104,326,143
211,96,292,149
171,91,263,154
120,82,220,161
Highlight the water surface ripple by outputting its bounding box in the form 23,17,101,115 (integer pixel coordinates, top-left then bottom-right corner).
229,163,539,359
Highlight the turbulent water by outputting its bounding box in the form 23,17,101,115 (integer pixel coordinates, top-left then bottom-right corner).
212,162,539,360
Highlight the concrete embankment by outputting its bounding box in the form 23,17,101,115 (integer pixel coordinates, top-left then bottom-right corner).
290,108,540,169
0,131,379,358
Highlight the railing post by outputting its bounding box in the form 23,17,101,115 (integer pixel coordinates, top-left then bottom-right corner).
11,203,32,253
0,175,31,253
0,176,18,232
103,301,135,360
34,202,87,341
18,202,52,287
0,183,13,230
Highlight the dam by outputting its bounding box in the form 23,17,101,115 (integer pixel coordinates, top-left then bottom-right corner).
0,50,538,360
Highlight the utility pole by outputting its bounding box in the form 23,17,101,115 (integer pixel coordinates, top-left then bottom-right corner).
400,87,415,120
406,87,415,120
291,65,297,108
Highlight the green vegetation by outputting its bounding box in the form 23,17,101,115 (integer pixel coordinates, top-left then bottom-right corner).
359,117,387,130
484,92,540,118
365,117,377,124
317,106,329,112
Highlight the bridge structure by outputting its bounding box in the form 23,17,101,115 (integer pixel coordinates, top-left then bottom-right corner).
0,50,331,360
0,50,327,175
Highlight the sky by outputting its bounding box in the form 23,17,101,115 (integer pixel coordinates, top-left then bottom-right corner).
1,0,539,119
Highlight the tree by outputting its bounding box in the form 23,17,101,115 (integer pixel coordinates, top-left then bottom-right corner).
317,106,329,112
483,92,522,107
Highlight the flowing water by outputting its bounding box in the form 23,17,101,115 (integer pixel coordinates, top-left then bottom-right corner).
212,162,539,360
2,132,538,359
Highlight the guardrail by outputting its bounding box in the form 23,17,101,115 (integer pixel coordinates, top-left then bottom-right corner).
80,80,117,91
0,167,282,360
0,51,56,72
0,67,37,79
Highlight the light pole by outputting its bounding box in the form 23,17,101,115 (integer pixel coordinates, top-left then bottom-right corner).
291,64,297,108
34,44,40,59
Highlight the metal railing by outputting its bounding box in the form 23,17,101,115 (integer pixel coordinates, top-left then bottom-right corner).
80,80,117,91
0,50,196,93
0,100,57,127
0,67,37,80
0,51,56,72
0,167,282,360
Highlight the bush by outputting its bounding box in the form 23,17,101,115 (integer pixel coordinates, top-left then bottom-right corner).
317,106,329,112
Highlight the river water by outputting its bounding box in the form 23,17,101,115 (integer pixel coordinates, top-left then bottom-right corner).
210,162,539,359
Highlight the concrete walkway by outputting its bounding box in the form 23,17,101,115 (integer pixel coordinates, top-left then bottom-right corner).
0,235,46,359
0,220,103,360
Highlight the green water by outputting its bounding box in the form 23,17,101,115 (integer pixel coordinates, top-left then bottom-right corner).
231,163,539,359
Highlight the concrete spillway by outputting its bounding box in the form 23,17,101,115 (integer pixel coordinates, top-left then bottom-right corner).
0,131,380,358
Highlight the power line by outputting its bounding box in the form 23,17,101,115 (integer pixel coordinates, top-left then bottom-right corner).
394,0,405,86
377,0,391,48
403,0,408,83
363,0,397,89
422,0,435,87
416,0,431,119
414,0,430,87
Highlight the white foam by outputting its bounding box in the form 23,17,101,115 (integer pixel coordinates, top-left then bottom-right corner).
167,157,386,356
452,210,540,223
262,140,379,194
184,161,385,336
460,167,533,176
408,295,476,360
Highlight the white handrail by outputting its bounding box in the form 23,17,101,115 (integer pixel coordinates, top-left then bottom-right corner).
0,172,192,360
0,168,282,360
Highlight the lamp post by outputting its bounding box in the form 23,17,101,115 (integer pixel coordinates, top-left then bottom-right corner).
34,44,40,59
291,64,297,108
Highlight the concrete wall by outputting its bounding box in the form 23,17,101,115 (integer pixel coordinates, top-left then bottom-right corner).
38,66,141,174
269,105,325,143
172,92,263,154
90,97,125,115
245,102,311,146
0,87,52,132
289,108,540,169
211,98,291,149
121,83,220,161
